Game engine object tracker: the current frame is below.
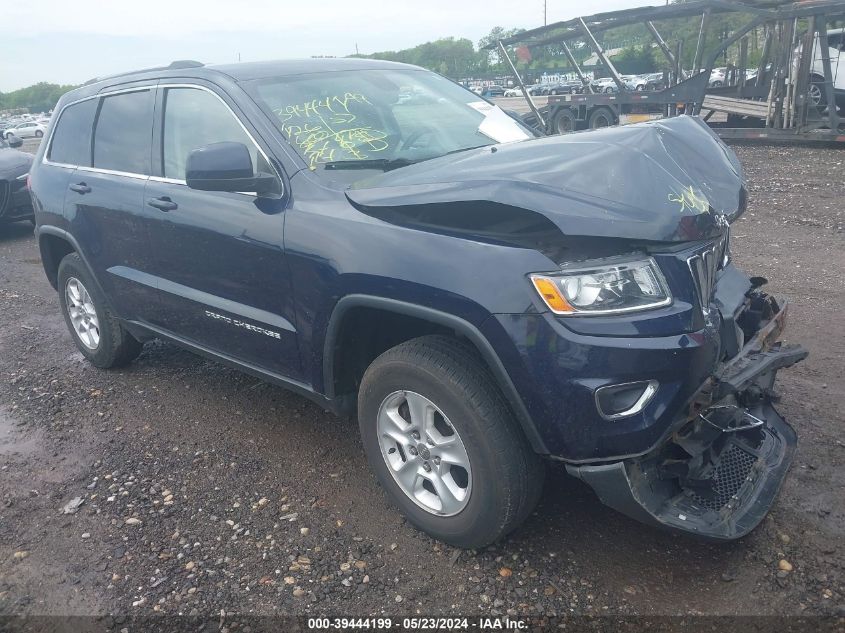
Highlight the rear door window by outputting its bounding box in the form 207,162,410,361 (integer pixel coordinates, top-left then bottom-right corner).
48,99,97,166
93,90,153,175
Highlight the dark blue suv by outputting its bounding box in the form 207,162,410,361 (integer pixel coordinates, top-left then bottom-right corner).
28,58,806,547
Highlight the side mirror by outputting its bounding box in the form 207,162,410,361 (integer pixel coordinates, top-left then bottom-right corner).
6,133,23,148
185,141,278,195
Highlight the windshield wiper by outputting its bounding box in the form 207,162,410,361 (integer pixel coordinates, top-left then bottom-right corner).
323,158,419,171
323,145,493,171
442,144,493,157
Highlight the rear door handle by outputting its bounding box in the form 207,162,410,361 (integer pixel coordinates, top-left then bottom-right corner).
69,182,91,194
147,197,178,212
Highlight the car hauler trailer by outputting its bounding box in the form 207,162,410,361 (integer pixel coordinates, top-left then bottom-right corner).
490,0,845,143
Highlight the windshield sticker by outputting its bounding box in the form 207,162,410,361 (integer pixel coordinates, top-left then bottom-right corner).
668,185,710,214
274,94,389,169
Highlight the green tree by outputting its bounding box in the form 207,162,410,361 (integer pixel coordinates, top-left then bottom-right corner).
357,37,482,79
477,27,526,72
0,82,77,114
612,45,659,74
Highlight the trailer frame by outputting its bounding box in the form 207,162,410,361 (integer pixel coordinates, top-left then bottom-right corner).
490,0,845,142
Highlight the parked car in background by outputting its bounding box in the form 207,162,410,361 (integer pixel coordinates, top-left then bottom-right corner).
623,74,647,91
643,72,667,90
546,80,583,95
481,84,506,97
2,121,46,139
0,133,34,226
591,77,619,93
807,27,845,109
503,86,525,97
709,67,727,87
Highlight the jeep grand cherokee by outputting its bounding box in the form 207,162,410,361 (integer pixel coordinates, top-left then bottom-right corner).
27,58,806,547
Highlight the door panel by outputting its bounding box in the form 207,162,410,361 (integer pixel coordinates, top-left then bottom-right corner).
63,87,162,323
145,85,300,378
66,172,161,321
143,182,299,376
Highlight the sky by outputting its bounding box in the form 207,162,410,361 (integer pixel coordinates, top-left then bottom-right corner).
0,0,651,92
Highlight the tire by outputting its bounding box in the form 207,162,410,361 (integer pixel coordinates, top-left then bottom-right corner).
636,84,645,91
57,252,143,368
35,130,43,138
808,75,827,109
588,106,616,129
553,108,577,135
358,335,544,548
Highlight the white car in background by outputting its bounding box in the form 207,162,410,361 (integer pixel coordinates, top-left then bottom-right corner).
2,121,46,139
591,77,619,93
808,27,844,109
709,67,727,87
503,87,526,97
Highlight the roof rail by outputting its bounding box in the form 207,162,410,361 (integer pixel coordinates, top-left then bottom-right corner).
83,60,205,86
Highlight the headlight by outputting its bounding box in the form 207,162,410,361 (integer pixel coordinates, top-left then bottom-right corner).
530,257,671,316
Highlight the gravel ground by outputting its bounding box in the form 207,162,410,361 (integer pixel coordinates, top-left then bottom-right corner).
0,142,843,629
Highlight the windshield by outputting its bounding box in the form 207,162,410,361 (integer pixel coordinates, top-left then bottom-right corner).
246,69,533,173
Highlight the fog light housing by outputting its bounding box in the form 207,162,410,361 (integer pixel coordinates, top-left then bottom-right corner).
595,380,658,420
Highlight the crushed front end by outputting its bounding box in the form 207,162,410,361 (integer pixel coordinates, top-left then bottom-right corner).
567,285,807,540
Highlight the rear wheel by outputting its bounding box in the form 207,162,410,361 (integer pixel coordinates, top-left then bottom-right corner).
35,130,43,138
588,106,617,129
57,253,143,368
358,336,544,548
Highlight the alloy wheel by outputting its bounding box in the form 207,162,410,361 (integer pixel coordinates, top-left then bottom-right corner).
65,277,100,350
809,83,823,107
376,390,472,516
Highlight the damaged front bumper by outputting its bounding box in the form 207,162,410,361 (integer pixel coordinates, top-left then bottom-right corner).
566,299,807,540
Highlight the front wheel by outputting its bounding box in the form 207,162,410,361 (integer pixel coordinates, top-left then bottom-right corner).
358,336,544,548
35,130,43,138
808,75,828,109
553,108,577,134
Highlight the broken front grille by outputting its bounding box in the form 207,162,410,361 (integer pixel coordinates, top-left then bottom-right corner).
689,443,758,511
687,229,729,315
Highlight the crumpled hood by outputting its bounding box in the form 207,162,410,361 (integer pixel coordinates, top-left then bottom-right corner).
346,115,744,243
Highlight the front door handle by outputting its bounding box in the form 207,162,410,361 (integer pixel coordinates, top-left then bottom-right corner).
69,182,91,194
147,197,178,212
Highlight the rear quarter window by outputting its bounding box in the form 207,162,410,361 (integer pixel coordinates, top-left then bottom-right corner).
93,90,153,175
48,99,97,166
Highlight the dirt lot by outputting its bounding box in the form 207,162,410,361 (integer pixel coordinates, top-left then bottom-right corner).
0,142,843,628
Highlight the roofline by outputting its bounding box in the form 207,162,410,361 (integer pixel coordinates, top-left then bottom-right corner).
83,60,204,86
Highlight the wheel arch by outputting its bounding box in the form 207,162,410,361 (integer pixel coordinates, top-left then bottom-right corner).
37,227,113,316
323,294,548,454
37,226,79,290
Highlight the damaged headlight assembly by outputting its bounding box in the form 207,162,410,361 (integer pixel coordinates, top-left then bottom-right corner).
531,257,671,315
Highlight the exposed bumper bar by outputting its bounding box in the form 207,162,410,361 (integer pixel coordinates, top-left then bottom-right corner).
567,301,806,540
